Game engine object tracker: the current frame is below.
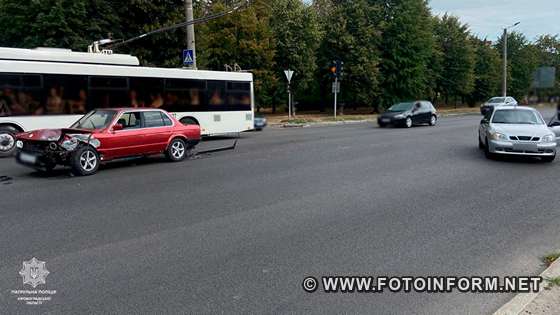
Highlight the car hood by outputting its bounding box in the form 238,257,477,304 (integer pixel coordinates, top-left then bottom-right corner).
18,128,92,142
491,124,552,137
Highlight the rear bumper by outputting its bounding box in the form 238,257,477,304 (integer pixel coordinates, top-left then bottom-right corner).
488,140,557,156
378,117,406,126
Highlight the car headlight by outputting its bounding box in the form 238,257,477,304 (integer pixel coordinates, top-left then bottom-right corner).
60,138,79,151
394,114,405,119
542,134,555,143
16,140,23,149
489,131,508,141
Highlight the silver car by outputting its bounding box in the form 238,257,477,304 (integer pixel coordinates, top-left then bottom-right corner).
478,106,556,162
480,96,518,115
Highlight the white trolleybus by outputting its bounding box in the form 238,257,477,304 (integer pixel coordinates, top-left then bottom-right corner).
0,47,254,156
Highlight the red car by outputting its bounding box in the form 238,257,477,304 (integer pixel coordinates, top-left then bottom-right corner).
15,108,201,176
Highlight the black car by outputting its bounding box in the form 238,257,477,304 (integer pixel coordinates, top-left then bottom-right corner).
378,101,438,128
254,114,267,131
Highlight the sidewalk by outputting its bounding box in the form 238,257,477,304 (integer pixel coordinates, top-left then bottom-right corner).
494,254,560,315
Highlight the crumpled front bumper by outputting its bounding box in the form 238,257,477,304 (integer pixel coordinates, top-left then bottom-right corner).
16,150,56,169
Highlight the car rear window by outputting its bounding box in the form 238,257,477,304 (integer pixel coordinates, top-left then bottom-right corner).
488,97,506,104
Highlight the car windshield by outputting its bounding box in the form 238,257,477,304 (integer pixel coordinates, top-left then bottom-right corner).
387,102,414,112
491,109,544,125
488,97,506,104
71,110,117,130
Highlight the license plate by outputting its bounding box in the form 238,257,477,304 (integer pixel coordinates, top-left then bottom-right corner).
513,143,537,152
19,152,37,164
382,118,390,123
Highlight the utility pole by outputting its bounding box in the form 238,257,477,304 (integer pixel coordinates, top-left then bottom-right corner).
334,76,338,119
502,28,507,97
185,0,197,69
502,22,520,97
330,60,343,119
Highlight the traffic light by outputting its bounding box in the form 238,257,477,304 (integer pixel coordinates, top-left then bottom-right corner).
329,60,344,79
330,61,338,78
337,60,344,79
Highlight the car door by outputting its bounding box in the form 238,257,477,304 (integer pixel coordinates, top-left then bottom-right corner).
140,111,174,153
548,113,560,145
420,102,432,123
479,111,492,142
101,111,145,159
411,102,423,124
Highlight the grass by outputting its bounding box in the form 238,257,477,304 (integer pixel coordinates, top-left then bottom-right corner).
544,276,560,290
541,252,560,290
280,118,314,124
321,115,375,122
542,252,560,267
280,115,375,124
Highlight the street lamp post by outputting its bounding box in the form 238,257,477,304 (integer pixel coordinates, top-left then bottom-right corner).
185,0,197,70
502,22,520,97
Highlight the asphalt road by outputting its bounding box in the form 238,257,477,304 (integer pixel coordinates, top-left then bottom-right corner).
1,111,559,314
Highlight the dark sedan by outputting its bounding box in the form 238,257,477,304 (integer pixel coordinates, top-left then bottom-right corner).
254,114,267,131
378,101,438,128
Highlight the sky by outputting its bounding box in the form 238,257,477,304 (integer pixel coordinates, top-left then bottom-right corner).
430,0,560,41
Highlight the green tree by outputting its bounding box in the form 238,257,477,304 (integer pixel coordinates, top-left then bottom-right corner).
196,0,277,108
0,0,98,50
468,38,501,105
534,35,560,98
270,0,322,111
377,0,434,109
317,0,382,110
112,0,187,67
432,14,475,106
495,31,539,100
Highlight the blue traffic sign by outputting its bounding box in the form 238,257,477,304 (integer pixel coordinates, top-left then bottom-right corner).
182,49,194,66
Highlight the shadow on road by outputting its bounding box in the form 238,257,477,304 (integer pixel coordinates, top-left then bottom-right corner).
489,155,556,164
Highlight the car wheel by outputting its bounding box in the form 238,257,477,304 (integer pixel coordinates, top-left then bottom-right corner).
542,155,556,163
166,138,188,162
484,138,494,159
378,122,386,128
478,135,484,150
429,115,437,126
70,146,100,176
405,117,412,128
0,126,18,157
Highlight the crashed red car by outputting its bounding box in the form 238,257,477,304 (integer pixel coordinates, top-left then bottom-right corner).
15,108,201,176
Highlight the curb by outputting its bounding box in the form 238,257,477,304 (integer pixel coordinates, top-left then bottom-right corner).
270,111,479,129
272,119,375,129
493,256,560,315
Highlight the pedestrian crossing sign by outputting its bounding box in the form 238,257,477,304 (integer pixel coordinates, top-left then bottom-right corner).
183,49,194,66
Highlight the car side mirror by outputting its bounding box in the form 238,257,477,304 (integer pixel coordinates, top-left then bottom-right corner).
112,123,124,131
481,118,488,124
549,121,560,127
